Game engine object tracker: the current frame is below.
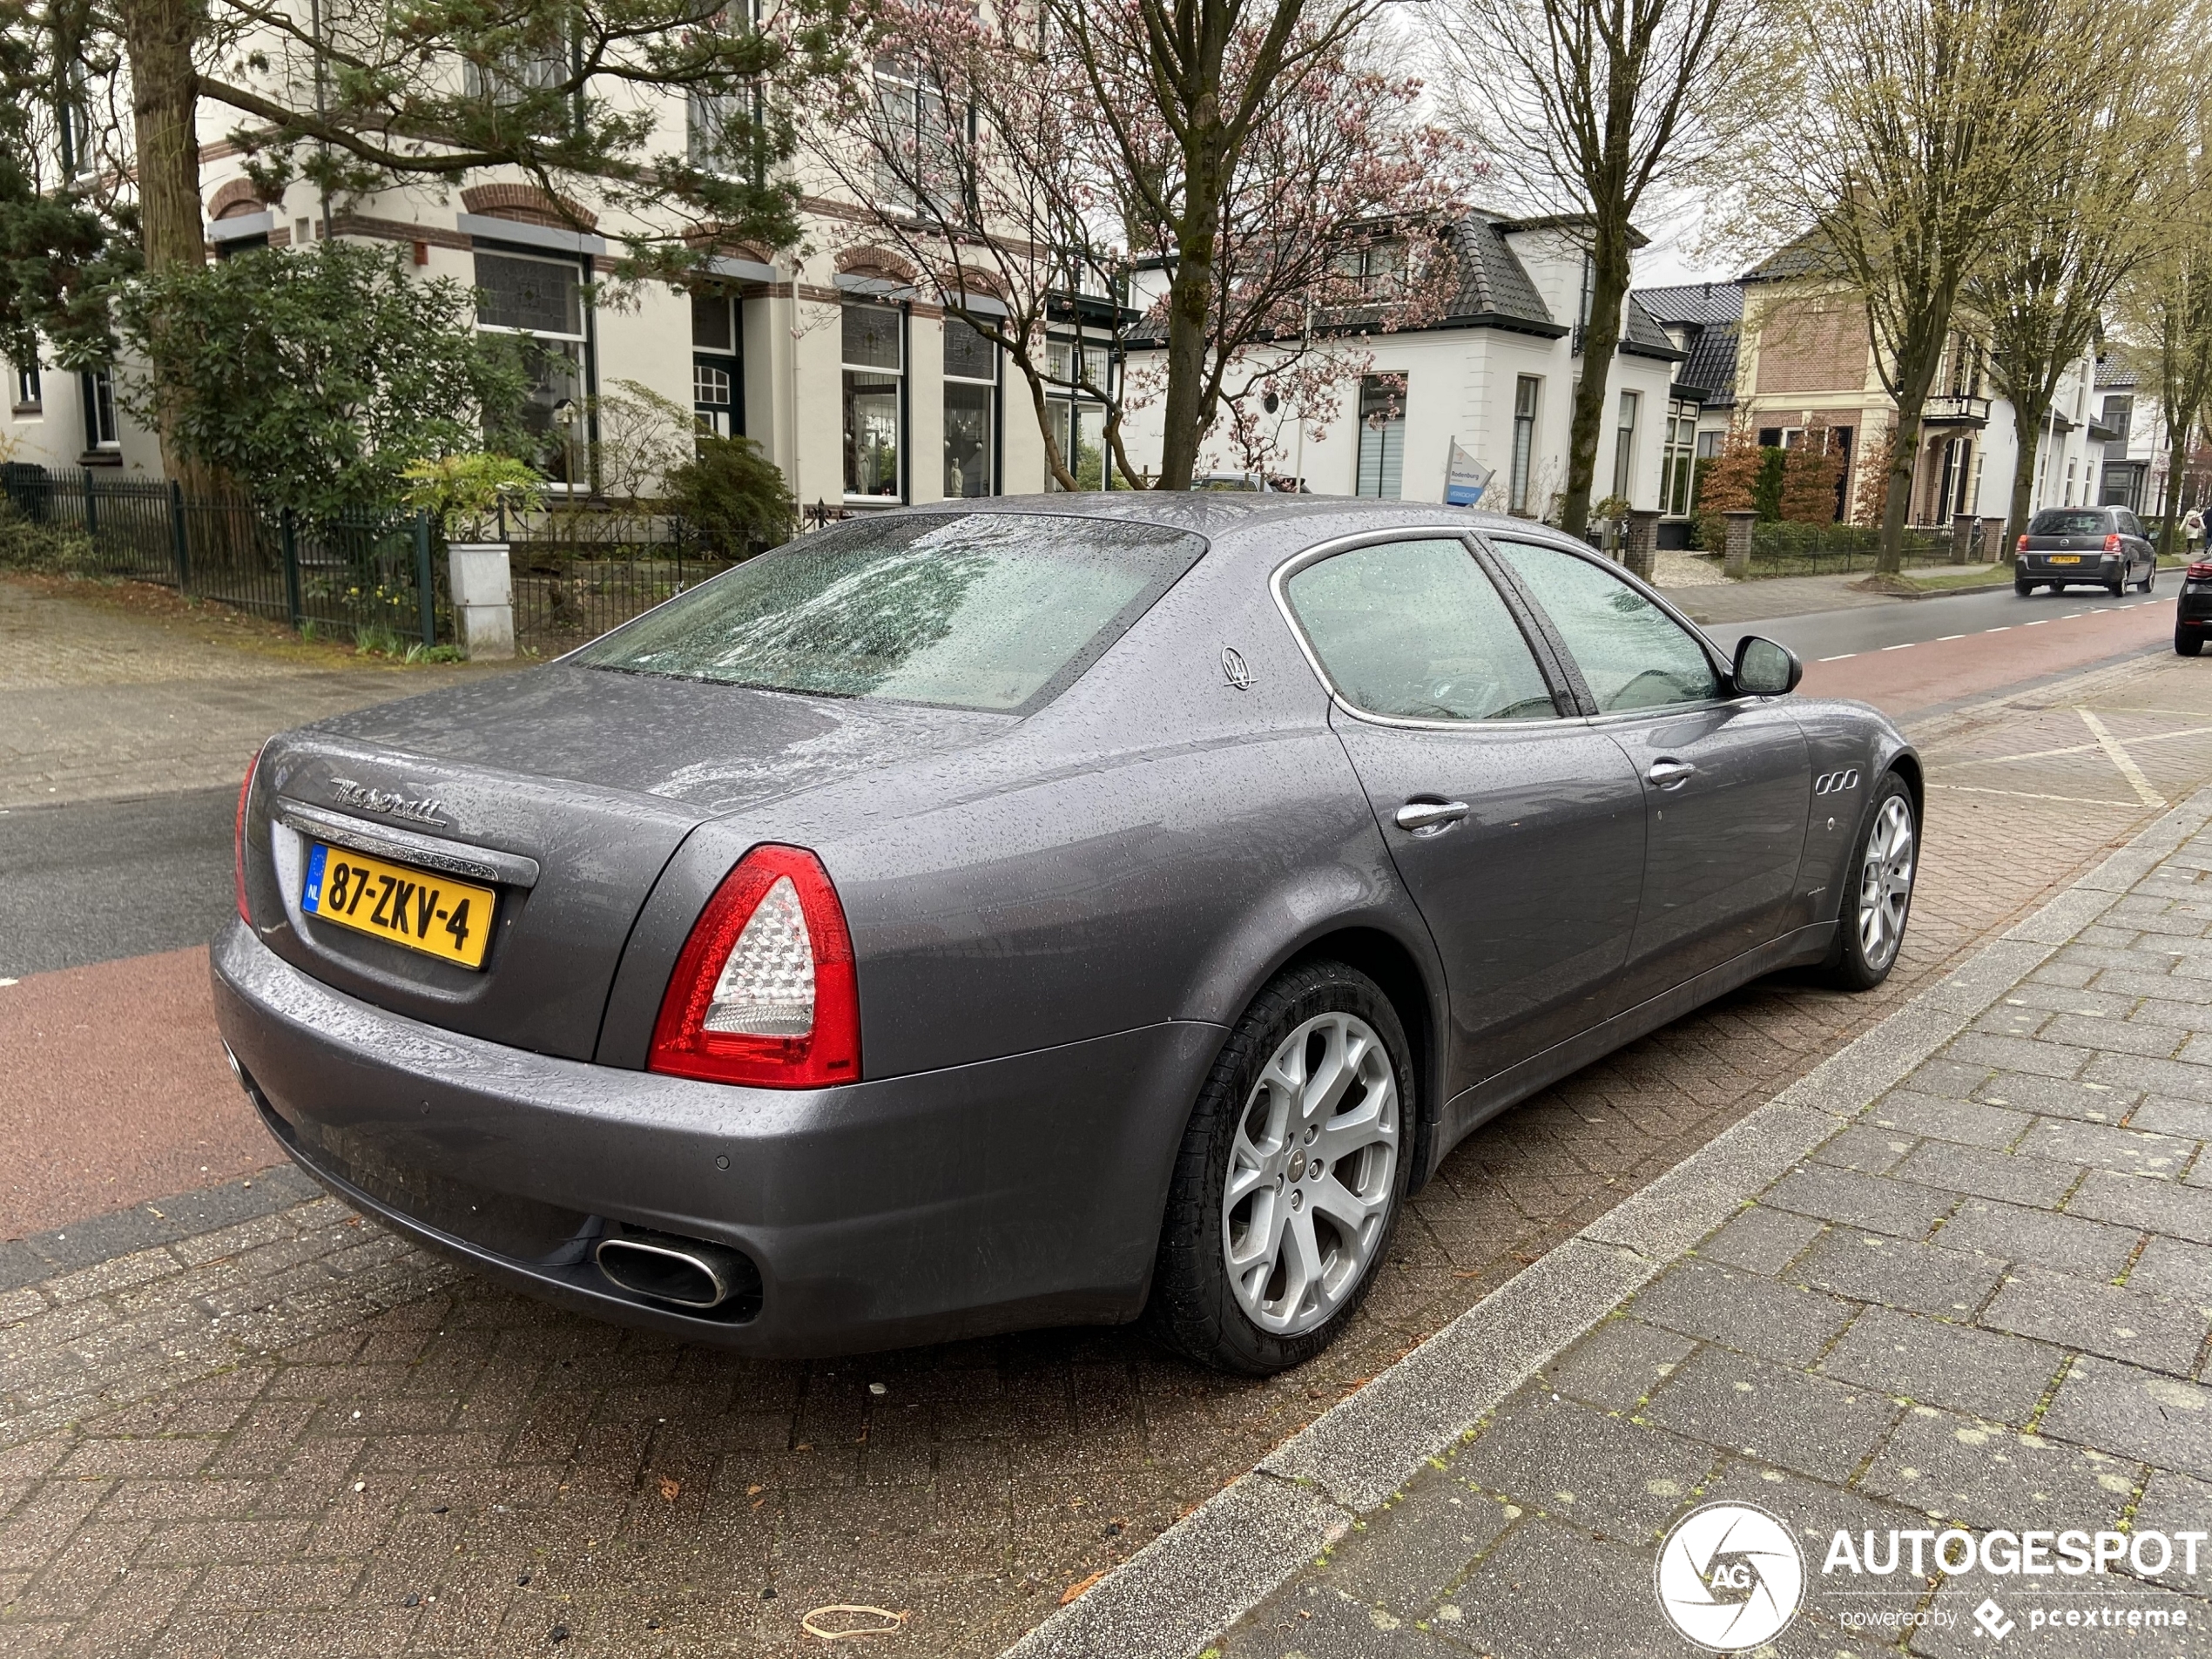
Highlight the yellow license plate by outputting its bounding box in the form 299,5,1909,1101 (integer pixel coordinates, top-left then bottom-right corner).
2049,555,2081,563
300,842,496,968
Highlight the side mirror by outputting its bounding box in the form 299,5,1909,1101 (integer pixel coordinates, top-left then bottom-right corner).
1733,634,1802,697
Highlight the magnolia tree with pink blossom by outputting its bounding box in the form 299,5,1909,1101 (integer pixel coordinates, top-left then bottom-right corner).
815,0,1469,489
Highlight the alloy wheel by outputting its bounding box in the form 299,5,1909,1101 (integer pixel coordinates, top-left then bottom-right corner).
1856,794,1916,973
1221,1011,1399,1337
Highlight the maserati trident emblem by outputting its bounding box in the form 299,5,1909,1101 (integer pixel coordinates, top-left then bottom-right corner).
1221,645,1253,691
330,778,451,827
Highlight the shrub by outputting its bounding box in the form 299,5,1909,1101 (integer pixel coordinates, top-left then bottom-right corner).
664,434,796,557
0,501,91,572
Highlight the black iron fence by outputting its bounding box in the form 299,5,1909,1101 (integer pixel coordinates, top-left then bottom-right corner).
1743,523,1963,578
501,511,743,656
2,466,447,649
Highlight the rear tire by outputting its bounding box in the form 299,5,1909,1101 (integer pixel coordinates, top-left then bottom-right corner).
2014,579,2034,596
1147,961,1413,1376
2108,573,2126,596
2179,628,2203,658
1820,773,1917,993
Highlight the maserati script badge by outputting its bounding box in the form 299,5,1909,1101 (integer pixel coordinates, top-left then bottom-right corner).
330,778,451,827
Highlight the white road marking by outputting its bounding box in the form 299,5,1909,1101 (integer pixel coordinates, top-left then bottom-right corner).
1985,626,2012,633
1819,653,1857,662
2026,619,2051,626
2078,707,2166,807
1938,634,1966,641
1957,724,2212,766
1929,784,2140,806
1880,643,1915,651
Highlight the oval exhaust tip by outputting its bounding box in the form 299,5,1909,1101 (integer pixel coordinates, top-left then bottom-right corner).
595,1233,745,1310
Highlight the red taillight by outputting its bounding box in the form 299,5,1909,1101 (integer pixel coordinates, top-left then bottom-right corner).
2190,561,2212,580
233,743,266,922
2017,535,2029,552
648,845,860,1089
2105,532,2122,552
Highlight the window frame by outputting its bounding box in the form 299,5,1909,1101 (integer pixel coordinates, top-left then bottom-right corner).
473,244,595,491
840,299,907,503
941,314,998,499
1354,373,1408,500
1044,332,1113,492
81,368,119,451
1269,528,1579,731
1611,389,1640,500
1508,375,1539,516
11,347,41,412
1474,530,1737,721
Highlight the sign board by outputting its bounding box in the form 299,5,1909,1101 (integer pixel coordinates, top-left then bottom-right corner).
1445,440,1494,507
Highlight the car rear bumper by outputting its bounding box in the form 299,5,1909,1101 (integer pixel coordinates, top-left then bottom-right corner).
2020,559,2119,583
211,919,1224,1355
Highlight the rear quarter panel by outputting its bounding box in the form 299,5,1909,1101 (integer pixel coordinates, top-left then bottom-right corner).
596,550,1444,1082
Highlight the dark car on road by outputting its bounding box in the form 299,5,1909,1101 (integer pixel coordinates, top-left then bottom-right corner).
2176,555,2212,654
2016,505,2157,595
214,498,1920,1373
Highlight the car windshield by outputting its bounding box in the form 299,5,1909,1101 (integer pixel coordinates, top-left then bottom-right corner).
2030,509,2110,536
575,512,1204,713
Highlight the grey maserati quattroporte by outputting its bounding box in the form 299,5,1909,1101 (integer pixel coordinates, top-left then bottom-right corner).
213,497,1919,1374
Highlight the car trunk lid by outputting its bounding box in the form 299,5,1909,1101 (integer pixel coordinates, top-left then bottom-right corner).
243,665,1013,1060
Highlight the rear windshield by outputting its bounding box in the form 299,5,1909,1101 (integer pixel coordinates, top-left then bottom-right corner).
2029,509,2111,536
575,512,1204,713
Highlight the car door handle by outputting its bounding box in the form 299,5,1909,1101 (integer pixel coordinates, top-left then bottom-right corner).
1646,759,1696,789
1395,799,1470,832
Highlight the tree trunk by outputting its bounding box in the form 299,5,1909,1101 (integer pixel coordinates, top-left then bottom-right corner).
116,0,210,489
2006,391,2048,547
2161,424,2191,561
1560,220,1634,538
1877,320,1947,575
1155,158,1225,492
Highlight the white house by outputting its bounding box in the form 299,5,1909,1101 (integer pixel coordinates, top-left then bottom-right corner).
1116,214,1689,520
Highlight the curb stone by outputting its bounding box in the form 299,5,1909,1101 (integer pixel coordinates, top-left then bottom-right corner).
0,1166,317,1291
999,780,2212,1659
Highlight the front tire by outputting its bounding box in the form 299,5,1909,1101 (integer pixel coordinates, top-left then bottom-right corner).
1820,774,1917,993
1148,961,1412,1375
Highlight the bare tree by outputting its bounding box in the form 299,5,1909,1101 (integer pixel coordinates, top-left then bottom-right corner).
1967,6,2197,543
1433,0,1771,536
1053,0,1420,489
2123,203,2212,556
1757,0,2074,573
816,0,1462,490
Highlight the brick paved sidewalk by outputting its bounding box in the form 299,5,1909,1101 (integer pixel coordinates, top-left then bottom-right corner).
1193,792,2212,1658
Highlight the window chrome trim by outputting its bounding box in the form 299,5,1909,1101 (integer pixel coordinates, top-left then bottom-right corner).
1267,524,1575,732
1469,527,1745,718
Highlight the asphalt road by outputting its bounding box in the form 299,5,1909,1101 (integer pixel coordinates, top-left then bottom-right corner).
0,785,239,979
1707,568,2179,661
1710,570,2182,720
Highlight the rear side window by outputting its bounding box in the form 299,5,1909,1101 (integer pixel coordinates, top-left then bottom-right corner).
1491,539,1721,712
577,513,1204,713
1285,537,1559,721
2029,509,2111,536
